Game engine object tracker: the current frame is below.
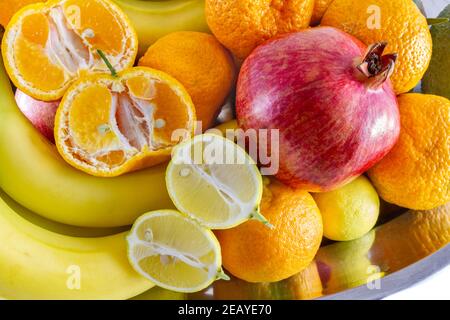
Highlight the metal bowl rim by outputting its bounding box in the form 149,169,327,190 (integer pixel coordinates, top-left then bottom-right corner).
318,244,450,300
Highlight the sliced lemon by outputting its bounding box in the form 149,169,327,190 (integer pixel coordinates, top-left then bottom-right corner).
166,134,268,229
126,210,228,293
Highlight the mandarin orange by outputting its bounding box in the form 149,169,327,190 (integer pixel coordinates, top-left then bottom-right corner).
321,0,432,94
55,67,196,177
368,94,450,210
2,0,138,101
216,178,323,283
205,0,314,59
139,31,235,129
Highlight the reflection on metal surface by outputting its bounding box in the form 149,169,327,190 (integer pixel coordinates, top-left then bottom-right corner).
189,203,449,300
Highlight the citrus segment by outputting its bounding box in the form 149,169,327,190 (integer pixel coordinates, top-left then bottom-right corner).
62,0,130,55
55,67,196,177
21,11,49,45
0,0,42,27
166,134,265,229
127,210,226,293
1,0,138,101
126,76,155,100
15,35,66,93
69,84,120,154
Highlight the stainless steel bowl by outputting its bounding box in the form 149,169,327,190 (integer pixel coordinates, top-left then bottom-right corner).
188,204,449,300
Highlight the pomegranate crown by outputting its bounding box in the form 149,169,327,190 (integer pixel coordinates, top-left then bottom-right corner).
357,42,398,88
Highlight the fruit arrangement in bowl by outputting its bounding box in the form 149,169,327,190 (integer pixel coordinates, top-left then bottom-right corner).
0,0,448,300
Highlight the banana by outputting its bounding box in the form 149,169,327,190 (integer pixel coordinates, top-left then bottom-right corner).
113,0,209,55
0,188,153,299
0,55,174,228
2,190,129,237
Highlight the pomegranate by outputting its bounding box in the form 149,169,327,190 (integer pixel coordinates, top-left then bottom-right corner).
15,89,59,143
236,27,400,192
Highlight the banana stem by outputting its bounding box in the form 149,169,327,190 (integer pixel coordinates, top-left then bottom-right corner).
97,49,118,77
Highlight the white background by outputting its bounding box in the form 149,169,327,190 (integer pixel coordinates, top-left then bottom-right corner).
384,266,450,300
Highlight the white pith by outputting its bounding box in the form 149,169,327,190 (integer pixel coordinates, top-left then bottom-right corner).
5,1,137,97
46,7,95,76
189,164,255,222
169,135,262,228
128,236,216,276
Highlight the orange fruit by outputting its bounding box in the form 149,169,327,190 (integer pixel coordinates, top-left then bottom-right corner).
54,66,196,177
368,94,450,210
1,0,138,101
0,0,41,27
311,0,334,25
139,31,235,130
321,0,432,94
216,178,323,283
205,0,314,60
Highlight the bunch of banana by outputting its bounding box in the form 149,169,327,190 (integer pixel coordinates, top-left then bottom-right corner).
113,0,209,55
0,189,154,299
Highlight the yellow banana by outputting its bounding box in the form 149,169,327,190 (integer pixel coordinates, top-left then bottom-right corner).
0,189,153,299
2,190,128,237
113,0,209,55
0,55,174,228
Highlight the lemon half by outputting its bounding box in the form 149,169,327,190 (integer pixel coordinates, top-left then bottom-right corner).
127,210,227,293
166,134,268,229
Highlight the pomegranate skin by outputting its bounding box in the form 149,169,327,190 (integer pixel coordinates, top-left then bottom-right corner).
15,89,59,143
236,27,400,192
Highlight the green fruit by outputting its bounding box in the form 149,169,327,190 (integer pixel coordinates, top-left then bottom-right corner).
313,176,380,241
422,5,450,99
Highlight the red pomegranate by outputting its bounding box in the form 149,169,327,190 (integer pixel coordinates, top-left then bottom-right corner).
236,27,400,192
